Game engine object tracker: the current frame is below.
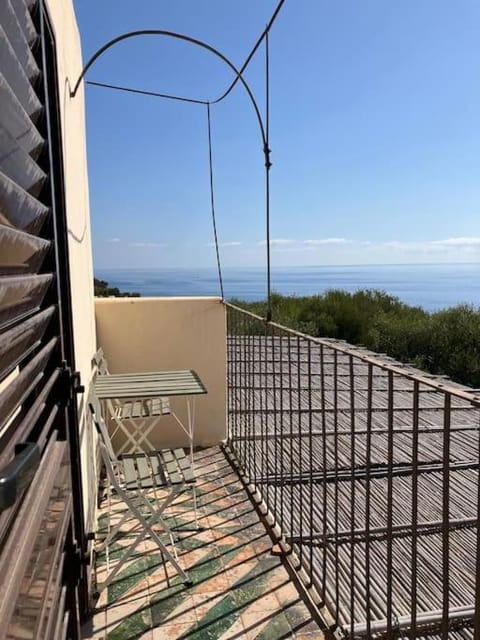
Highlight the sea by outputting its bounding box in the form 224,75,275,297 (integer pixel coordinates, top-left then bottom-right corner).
95,263,480,312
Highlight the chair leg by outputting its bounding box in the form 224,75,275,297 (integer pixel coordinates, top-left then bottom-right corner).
107,399,139,454
129,489,190,579
99,490,177,552
98,517,191,592
132,416,160,452
150,481,181,543
96,487,192,593
136,490,180,544
106,484,112,572
115,417,147,455
169,405,199,530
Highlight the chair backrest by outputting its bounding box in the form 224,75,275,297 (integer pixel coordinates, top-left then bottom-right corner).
97,440,123,495
88,391,117,464
88,391,127,494
92,347,109,376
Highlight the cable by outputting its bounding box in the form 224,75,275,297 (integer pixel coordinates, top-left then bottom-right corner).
206,103,224,300
265,28,272,322
86,80,208,105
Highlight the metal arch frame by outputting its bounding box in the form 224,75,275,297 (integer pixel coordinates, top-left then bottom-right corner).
210,0,285,105
70,29,273,320
69,30,268,156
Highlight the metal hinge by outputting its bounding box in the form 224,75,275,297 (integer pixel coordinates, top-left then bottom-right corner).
71,370,85,394
62,361,85,393
60,362,85,402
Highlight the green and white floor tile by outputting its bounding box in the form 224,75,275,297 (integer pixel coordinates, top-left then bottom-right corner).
82,447,324,640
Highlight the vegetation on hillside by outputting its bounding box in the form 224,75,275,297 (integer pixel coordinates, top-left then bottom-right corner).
94,278,140,298
232,290,480,389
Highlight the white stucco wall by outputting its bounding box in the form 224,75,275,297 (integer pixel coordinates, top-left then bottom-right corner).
95,297,227,448
45,0,97,533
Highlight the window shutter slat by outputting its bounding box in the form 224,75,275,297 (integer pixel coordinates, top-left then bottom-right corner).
0,369,60,473
0,74,44,157
0,170,50,234
0,273,52,328
0,437,67,635
0,337,57,434
0,0,40,80
0,126,47,196
11,485,71,640
10,0,38,48
39,552,66,639
0,229,51,278
0,27,42,120
0,306,55,378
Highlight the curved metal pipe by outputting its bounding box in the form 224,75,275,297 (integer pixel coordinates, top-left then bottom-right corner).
210,0,285,105
70,30,267,148
84,0,286,112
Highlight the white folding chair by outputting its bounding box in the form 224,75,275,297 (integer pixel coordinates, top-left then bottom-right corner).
88,393,195,596
112,397,171,454
92,347,109,376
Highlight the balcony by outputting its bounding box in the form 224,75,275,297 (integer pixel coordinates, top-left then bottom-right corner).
84,296,324,639
82,296,480,639
3,0,480,636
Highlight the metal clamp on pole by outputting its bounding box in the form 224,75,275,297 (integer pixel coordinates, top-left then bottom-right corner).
0,443,40,511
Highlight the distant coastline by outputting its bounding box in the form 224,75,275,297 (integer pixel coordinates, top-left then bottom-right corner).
95,263,480,312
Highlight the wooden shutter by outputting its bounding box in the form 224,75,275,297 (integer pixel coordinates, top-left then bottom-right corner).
0,1,85,638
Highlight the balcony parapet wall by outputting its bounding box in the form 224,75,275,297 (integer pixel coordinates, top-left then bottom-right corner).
94,296,226,448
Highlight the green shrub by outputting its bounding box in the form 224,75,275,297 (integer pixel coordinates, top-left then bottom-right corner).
428,305,480,387
231,290,480,389
369,307,432,363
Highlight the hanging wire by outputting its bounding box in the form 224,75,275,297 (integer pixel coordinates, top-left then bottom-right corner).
264,27,272,322
206,102,224,299
86,80,208,105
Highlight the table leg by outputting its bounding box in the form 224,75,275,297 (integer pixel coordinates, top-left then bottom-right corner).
186,398,198,527
187,398,195,464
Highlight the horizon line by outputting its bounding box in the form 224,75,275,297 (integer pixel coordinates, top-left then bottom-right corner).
95,261,480,271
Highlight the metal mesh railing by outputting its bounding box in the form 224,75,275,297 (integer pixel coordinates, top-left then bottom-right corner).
225,301,480,639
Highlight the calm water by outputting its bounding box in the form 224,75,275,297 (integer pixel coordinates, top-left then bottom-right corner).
96,264,480,312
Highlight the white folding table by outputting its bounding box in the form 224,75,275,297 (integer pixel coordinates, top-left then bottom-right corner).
94,369,207,459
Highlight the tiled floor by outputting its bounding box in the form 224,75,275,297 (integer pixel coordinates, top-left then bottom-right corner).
82,447,324,640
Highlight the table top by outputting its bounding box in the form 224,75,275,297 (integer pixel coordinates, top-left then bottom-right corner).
94,369,207,399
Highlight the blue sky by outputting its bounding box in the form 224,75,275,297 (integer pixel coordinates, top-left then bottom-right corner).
73,0,480,269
